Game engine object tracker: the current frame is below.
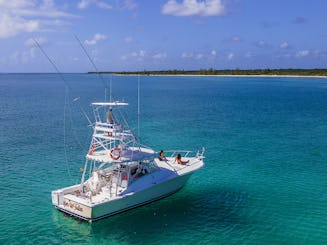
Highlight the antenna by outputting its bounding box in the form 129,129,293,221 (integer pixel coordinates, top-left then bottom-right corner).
137,75,140,143
110,75,113,103
73,34,108,102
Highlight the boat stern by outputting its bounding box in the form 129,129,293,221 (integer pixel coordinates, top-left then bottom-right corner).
51,185,93,221
51,190,64,207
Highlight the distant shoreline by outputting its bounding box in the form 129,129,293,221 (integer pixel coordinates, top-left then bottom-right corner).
88,69,327,78
112,74,327,79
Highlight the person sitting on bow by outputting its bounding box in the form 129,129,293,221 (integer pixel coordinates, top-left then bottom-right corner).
158,150,168,161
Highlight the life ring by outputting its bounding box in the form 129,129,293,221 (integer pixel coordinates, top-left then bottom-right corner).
110,147,121,160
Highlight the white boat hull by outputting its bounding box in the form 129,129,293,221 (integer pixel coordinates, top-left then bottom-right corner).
54,173,192,222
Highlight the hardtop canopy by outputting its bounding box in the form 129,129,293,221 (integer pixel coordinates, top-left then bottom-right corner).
92,102,128,106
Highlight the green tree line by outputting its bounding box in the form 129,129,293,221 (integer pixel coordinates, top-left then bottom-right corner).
89,68,327,76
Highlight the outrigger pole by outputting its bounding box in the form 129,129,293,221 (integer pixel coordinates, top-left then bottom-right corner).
73,34,109,102
33,39,71,91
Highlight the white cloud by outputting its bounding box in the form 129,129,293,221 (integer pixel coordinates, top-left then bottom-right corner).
211,50,217,56
131,50,145,58
24,37,48,47
295,50,310,58
153,52,167,60
195,53,203,60
244,52,254,58
162,0,226,17
227,52,234,60
231,36,241,42
124,36,134,44
181,52,193,58
312,50,327,58
0,0,77,38
77,0,112,10
122,50,146,61
0,14,39,38
280,41,289,49
255,40,267,47
84,33,107,45
6,47,37,64
96,1,112,9
77,0,90,9
122,0,138,10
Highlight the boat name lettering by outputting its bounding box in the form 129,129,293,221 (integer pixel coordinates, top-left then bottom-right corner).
63,200,84,212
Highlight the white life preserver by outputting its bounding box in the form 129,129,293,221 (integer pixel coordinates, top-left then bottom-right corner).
110,147,121,160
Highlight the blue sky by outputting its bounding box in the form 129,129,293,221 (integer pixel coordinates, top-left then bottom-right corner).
1,0,327,72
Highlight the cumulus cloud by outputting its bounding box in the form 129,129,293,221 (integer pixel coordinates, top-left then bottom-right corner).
120,55,128,61
0,14,39,38
181,52,193,58
295,50,310,58
121,0,138,10
255,40,267,48
244,52,254,59
227,52,234,60
162,0,226,17
122,50,146,61
231,36,241,42
153,52,167,60
195,53,204,60
77,0,112,10
124,36,134,44
0,0,77,38
131,50,146,58
280,41,290,49
84,33,107,45
7,47,38,64
24,37,48,47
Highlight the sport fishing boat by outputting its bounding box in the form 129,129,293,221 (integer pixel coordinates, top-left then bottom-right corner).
51,101,205,222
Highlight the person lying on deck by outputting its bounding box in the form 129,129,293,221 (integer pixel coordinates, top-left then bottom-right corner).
175,154,189,165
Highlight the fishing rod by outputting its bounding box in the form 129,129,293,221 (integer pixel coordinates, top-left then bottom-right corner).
34,39,93,127
34,38,76,182
33,39,72,91
73,34,109,102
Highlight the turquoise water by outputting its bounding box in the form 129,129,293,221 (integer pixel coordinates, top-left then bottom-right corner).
1,74,327,244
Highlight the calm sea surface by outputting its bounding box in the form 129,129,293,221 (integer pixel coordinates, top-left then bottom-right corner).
0,74,327,244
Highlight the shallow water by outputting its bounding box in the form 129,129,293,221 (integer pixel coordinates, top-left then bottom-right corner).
0,74,327,244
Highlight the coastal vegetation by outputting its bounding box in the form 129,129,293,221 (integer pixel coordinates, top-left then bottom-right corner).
89,69,327,76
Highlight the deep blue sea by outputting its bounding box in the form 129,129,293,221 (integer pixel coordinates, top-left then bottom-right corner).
0,74,327,244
